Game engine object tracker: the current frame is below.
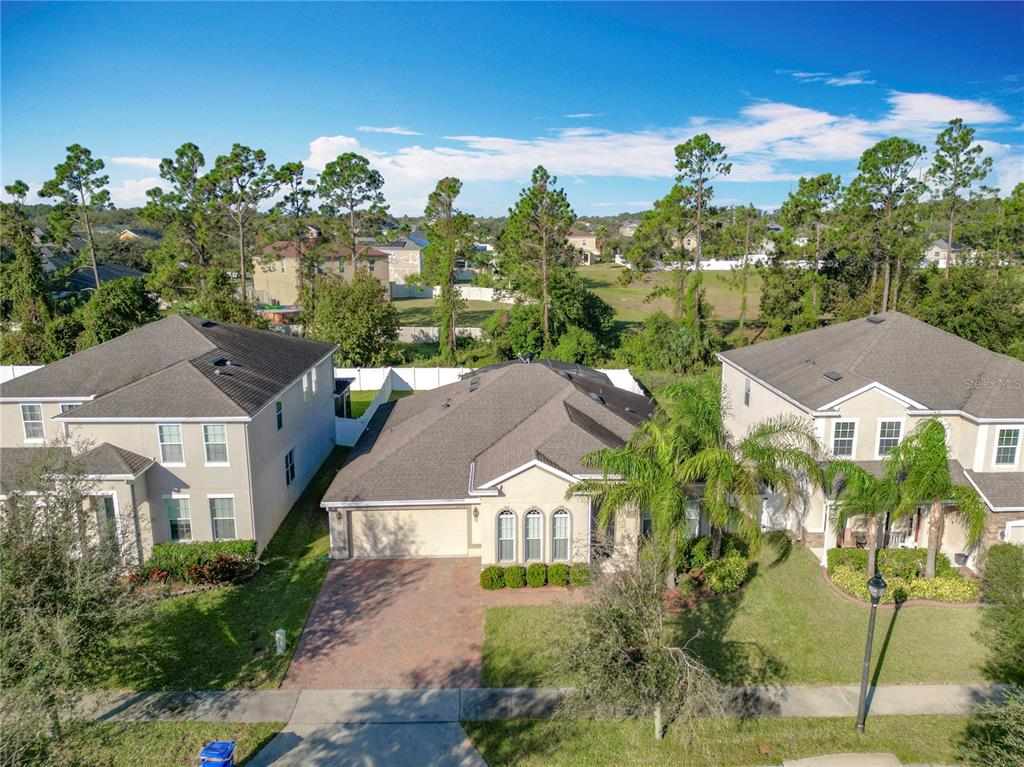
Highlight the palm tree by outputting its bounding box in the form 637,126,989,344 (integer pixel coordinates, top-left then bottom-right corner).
885,418,987,579
677,415,823,559
569,373,722,589
825,461,900,577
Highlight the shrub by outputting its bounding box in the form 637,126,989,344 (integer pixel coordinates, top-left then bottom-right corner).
570,563,591,587
547,563,569,587
958,684,1024,767
980,543,1024,606
185,555,253,585
704,556,748,594
504,566,527,589
526,563,547,588
827,546,954,580
675,575,695,597
480,565,504,590
830,564,979,604
827,547,868,574
142,540,257,582
979,544,1024,686
686,536,714,569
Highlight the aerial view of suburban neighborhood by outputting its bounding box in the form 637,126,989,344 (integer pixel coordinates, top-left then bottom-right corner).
2,2,1023,766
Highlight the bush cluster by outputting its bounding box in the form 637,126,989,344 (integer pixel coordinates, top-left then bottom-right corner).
830,564,979,604
978,544,1024,686
703,555,749,594
826,546,955,579
139,540,257,583
478,562,588,589
679,533,748,572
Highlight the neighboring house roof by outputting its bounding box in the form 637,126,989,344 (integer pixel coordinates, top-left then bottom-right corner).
322,360,654,506
0,443,153,495
39,250,144,291
927,238,964,251
567,229,593,238
0,315,336,419
375,238,423,252
262,241,388,260
719,312,1024,419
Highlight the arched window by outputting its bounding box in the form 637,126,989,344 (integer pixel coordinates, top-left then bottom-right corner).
497,510,516,562
552,509,571,561
525,510,543,561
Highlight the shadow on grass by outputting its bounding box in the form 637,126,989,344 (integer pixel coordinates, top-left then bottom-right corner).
89,447,356,691
864,603,901,717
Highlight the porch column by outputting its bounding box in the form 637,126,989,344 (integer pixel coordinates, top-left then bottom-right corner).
821,501,835,567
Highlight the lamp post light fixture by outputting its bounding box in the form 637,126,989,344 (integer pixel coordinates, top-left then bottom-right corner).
855,572,887,732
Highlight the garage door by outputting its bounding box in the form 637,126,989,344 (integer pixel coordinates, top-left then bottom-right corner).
350,507,469,558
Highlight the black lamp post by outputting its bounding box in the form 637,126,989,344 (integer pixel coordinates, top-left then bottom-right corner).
855,572,887,732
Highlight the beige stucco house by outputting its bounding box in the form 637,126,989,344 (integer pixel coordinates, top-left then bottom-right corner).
374,236,425,285
0,315,338,562
567,229,601,264
321,361,655,566
719,312,1024,568
254,238,390,306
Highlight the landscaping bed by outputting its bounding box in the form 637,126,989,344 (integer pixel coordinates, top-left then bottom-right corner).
826,547,979,604
482,545,985,688
32,721,281,767
464,715,968,767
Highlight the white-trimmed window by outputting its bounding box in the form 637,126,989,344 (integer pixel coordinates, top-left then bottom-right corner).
203,424,229,465
275,400,283,430
209,495,236,540
877,419,903,457
684,499,701,537
832,421,856,457
552,509,570,561
497,510,515,562
21,403,44,441
743,378,751,407
284,448,296,486
995,428,1021,467
165,495,191,541
525,510,542,561
59,402,80,436
158,424,185,465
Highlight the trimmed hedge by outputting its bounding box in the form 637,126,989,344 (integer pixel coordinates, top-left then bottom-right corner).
570,563,591,587
141,540,257,583
980,543,1024,606
480,565,504,590
704,554,749,594
830,564,979,603
504,566,527,589
547,563,569,587
680,533,749,572
826,546,955,579
526,563,547,588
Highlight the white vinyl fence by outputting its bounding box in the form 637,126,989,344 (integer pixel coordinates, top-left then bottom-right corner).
0,365,41,383
389,283,517,303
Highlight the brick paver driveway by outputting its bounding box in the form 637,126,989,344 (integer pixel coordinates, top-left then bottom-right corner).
283,557,581,690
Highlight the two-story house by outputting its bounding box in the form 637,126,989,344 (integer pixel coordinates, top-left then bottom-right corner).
0,315,338,562
255,236,390,306
718,312,1024,568
566,229,601,264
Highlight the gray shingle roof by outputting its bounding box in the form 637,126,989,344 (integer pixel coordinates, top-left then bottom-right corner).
0,315,336,419
719,312,1024,418
0,443,153,494
80,442,154,477
322,361,653,505
965,471,1024,511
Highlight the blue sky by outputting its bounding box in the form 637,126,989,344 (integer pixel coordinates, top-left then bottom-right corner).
2,2,1022,215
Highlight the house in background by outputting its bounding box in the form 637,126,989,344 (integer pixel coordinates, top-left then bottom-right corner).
618,220,641,238
922,238,974,269
719,311,1024,568
255,230,390,306
567,228,601,264
321,360,655,565
375,230,428,285
0,315,337,562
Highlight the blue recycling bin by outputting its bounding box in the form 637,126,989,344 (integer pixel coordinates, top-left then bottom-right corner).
200,740,235,766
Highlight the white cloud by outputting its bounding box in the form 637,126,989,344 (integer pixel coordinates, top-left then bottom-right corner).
880,91,1010,131
976,140,1024,193
356,126,422,136
786,70,875,87
109,156,162,171
564,113,601,119
107,176,163,207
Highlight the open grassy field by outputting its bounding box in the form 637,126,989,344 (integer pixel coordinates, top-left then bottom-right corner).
577,262,762,325
91,449,349,690
482,544,985,688
39,722,281,767
393,297,510,327
464,715,969,767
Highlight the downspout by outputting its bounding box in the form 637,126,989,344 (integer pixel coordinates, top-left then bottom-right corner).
128,480,144,564
243,423,257,552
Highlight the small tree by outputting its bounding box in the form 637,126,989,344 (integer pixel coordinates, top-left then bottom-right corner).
825,461,900,577
74,277,160,351
0,441,144,760
271,162,317,322
39,144,111,290
560,540,722,741
306,269,400,366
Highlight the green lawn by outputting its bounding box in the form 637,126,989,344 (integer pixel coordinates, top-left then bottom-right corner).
39,721,281,767
348,388,414,418
393,297,510,327
577,262,763,326
482,545,985,687
91,448,349,691
464,715,968,767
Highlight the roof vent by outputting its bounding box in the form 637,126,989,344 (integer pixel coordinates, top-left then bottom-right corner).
468,377,481,392
210,356,231,367
560,371,573,381
441,398,451,410
201,320,218,328
625,405,636,414
823,371,843,382
589,392,606,405
866,316,886,325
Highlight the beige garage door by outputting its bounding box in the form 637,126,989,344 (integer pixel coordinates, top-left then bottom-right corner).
350,507,469,558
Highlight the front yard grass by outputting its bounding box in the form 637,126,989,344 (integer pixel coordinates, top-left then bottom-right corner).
90,447,349,691
40,721,281,767
463,715,968,767
482,545,985,687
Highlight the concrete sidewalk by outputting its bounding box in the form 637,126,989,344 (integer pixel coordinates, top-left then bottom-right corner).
77,683,1006,724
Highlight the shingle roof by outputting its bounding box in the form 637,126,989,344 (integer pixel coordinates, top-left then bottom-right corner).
80,443,154,477
322,361,653,505
964,471,1024,511
0,443,153,494
719,312,1024,419
0,315,336,419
